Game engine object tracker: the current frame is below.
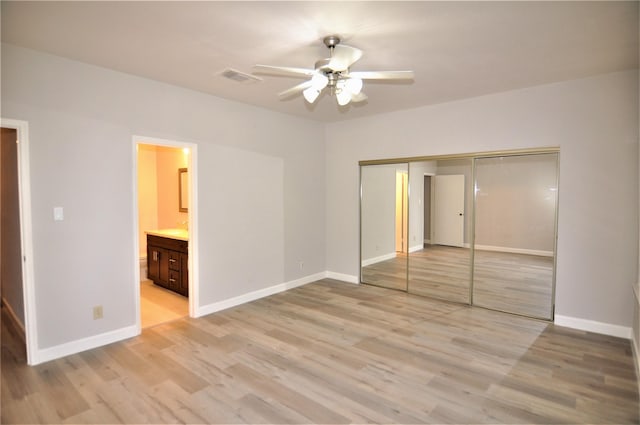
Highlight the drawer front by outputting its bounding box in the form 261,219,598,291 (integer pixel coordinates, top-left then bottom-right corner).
168,270,181,291
168,251,181,271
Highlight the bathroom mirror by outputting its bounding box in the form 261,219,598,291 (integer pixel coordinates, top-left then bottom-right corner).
360,163,409,291
179,168,188,212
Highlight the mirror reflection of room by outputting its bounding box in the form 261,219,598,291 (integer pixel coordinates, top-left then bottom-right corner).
137,144,190,328
472,153,558,319
360,150,559,321
360,163,409,291
408,159,472,304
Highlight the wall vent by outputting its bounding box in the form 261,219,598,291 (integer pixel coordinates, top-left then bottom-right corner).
218,68,262,84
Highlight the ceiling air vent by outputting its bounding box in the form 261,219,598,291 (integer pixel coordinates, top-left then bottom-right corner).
219,68,262,84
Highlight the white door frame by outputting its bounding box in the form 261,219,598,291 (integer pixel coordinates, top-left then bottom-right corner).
1,118,37,365
132,136,199,331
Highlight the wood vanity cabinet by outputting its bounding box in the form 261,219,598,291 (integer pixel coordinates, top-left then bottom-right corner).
147,234,188,297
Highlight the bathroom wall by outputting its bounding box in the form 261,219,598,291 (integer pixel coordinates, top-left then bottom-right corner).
138,144,188,258
155,145,188,229
137,144,158,257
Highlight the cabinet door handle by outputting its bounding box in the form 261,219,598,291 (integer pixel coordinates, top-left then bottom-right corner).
169,258,176,263
153,251,158,261
169,278,176,283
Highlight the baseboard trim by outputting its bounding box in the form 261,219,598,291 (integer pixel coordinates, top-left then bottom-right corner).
361,252,396,267
195,272,326,318
326,271,359,284
554,314,632,339
409,244,423,253
33,325,138,365
474,244,554,257
1,297,25,343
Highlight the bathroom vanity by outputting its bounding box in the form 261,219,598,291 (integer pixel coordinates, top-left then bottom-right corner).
146,229,188,297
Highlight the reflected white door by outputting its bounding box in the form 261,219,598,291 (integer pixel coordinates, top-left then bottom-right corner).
433,175,464,247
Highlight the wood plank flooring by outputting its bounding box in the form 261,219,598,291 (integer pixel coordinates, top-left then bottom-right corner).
2,279,638,424
363,245,554,319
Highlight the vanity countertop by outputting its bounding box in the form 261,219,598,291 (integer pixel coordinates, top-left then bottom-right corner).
146,228,189,241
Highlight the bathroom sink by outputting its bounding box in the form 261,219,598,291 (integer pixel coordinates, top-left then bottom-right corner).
146,228,188,241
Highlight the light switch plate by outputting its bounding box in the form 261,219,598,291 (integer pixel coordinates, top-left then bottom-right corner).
53,207,64,221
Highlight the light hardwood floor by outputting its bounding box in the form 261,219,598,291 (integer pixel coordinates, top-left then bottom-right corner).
363,245,553,318
2,279,638,423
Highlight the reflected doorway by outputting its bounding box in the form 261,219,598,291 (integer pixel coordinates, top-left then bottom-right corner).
395,171,408,253
408,159,472,304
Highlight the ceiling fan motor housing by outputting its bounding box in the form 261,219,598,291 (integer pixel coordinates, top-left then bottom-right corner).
323,35,341,48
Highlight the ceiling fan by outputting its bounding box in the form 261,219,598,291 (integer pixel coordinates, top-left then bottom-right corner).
254,35,414,107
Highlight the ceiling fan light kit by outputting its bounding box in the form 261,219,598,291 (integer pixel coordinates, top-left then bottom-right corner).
254,35,414,108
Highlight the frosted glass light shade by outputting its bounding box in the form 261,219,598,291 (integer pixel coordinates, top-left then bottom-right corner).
311,73,329,90
336,89,352,106
303,87,320,103
345,78,363,95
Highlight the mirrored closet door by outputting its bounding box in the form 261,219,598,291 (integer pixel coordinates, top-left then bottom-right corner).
360,149,559,321
472,153,558,320
407,159,472,304
360,163,409,291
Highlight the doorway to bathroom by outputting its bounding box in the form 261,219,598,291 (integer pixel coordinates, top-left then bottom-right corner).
134,137,197,329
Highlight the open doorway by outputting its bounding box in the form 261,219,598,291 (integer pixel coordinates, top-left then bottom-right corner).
0,119,35,365
135,139,196,329
395,171,408,253
1,127,25,342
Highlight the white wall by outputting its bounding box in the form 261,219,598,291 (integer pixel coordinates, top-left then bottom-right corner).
326,70,639,328
475,154,557,253
361,164,398,262
1,44,326,352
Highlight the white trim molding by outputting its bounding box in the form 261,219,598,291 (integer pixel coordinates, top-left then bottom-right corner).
195,272,326,318
554,314,632,339
326,271,359,284
361,252,396,267
33,326,138,365
474,244,554,257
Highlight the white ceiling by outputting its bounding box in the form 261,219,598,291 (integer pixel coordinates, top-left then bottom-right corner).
1,1,638,122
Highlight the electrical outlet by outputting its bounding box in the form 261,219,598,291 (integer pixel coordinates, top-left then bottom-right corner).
299,261,304,271
93,305,103,320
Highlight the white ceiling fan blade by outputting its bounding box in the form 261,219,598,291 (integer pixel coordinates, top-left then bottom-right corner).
327,45,363,71
348,71,415,80
278,80,313,98
253,65,315,78
351,92,368,103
